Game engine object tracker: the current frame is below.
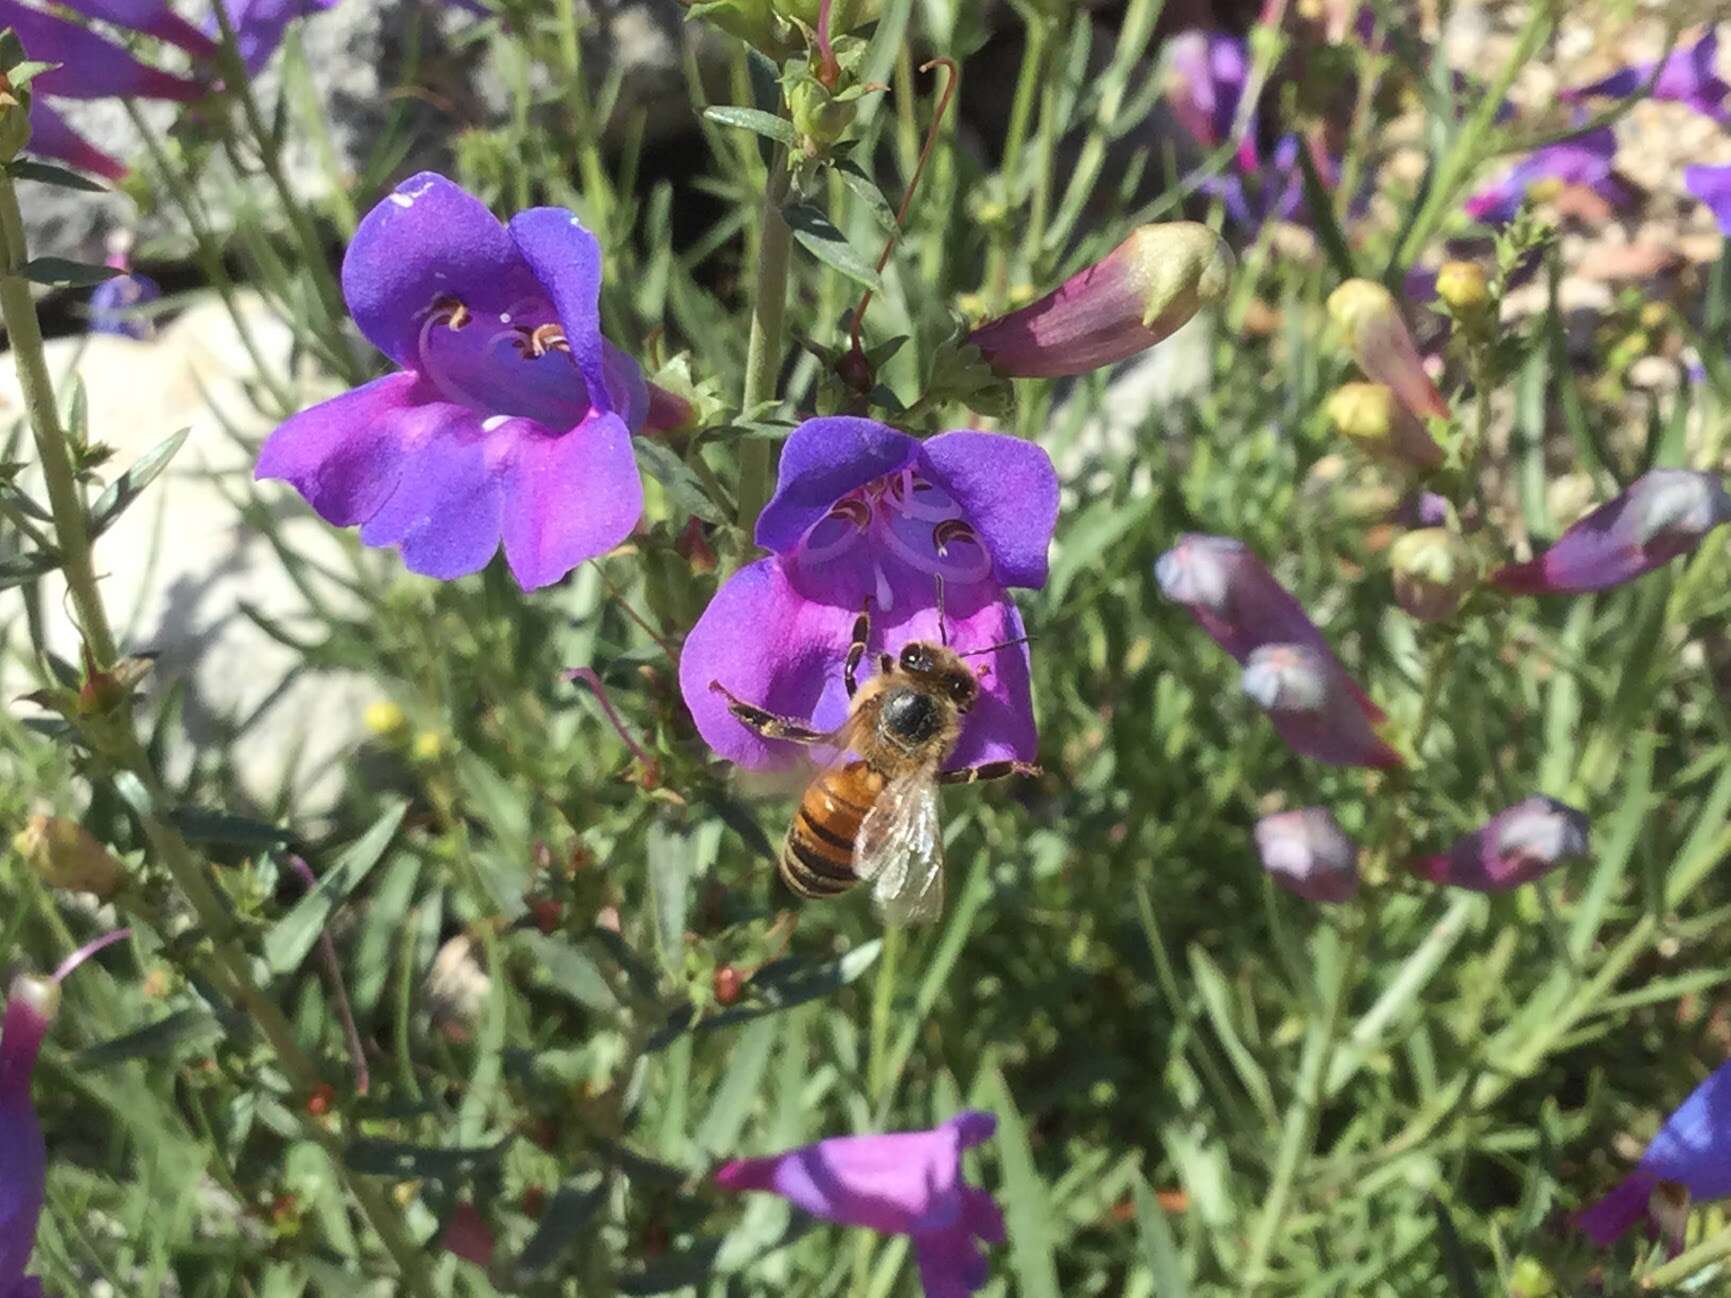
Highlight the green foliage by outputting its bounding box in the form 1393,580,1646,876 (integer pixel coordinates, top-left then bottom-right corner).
4,1,1731,1297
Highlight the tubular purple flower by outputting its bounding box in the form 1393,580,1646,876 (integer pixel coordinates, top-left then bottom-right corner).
967,223,1232,379
1414,796,1588,892
714,1112,1004,1298
1,930,129,1298
1491,469,1731,595
88,270,161,340
256,172,651,591
1240,644,1401,769
0,0,206,178
1326,279,1450,425
1561,29,1730,125
1254,808,1358,902
1154,533,1387,723
1684,162,1731,235
1464,126,1631,226
679,418,1056,772
1577,1057,1731,1247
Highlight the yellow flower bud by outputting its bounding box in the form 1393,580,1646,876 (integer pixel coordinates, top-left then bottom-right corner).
363,700,409,741
1325,383,1443,469
13,815,126,898
1434,260,1489,314
1327,278,1450,423
411,731,450,762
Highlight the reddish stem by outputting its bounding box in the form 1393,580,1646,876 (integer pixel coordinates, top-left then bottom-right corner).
565,667,657,773
287,855,370,1096
816,0,840,87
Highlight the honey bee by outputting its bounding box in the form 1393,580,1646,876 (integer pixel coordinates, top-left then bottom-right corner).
710,604,1039,925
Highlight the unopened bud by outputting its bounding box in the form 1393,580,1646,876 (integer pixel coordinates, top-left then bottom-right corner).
363,700,409,741
791,78,855,147
14,815,126,898
1389,528,1477,621
1434,260,1489,315
411,731,450,762
1327,278,1450,423
713,964,743,1006
1509,1257,1555,1298
968,222,1233,378
774,0,879,33
1325,382,1443,470
1254,808,1359,902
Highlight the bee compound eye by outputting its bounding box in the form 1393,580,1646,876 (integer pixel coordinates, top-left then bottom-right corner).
898,645,926,672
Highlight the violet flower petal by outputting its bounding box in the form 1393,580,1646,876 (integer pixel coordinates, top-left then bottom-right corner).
216,0,340,73
680,558,1035,771
1241,644,1401,769
1685,162,1731,235
917,431,1059,590
89,271,162,339
0,0,203,100
1579,1057,1731,1245
1492,469,1731,594
1163,29,1248,151
755,417,918,556
1562,29,1731,124
61,0,219,55
256,373,453,527
498,411,640,590
0,983,51,1294
1255,807,1359,902
506,207,614,416
340,171,543,371
1464,127,1625,225
23,98,127,181
354,421,505,580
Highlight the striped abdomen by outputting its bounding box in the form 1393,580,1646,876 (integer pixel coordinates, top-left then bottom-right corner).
780,761,887,900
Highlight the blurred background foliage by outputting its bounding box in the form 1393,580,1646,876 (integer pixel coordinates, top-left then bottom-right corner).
4,0,1731,1295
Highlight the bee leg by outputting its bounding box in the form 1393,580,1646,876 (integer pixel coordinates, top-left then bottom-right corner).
709,681,826,743
940,760,1043,785
844,600,873,698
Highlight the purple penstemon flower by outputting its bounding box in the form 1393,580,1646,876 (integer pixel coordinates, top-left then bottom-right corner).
1491,470,1731,595
714,1112,1004,1298
0,0,206,181
1577,1056,1731,1247
1561,28,1731,125
1,930,129,1298
1155,534,1398,768
1413,796,1588,892
256,172,652,590
679,417,1056,772
1464,126,1632,226
213,0,338,74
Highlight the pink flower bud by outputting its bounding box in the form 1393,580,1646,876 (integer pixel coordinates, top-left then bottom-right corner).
1254,808,1359,902
1492,469,1731,595
1414,796,1588,892
1326,279,1449,423
969,223,1233,378
1241,644,1402,769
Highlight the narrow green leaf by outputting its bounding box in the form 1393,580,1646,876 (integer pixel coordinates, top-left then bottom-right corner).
76,1008,224,1069
0,547,59,589
511,1178,607,1278
344,1137,507,1179
694,1016,777,1155
263,802,406,975
783,203,883,292
702,106,798,147
633,437,723,523
19,256,120,288
8,159,107,192
834,158,898,233
1187,946,1276,1124
1429,1197,1484,1298
91,429,191,537
989,1068,1061,1298
646,822,692,977
169,807,298,850
1665,758,1731,909
1131,1173,1188,1298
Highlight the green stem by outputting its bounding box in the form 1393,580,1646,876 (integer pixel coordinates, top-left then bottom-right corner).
0,161,435,1298
210,3,357,381
556,0,615,230
1641,1223,1731,1290
0,168,117,668
734,155,793,533
1241,898,1372,1290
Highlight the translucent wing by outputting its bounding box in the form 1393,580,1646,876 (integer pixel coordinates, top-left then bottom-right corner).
854,767,944,926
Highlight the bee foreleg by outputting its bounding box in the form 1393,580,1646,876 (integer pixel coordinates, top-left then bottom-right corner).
940,760,1042,785
844,600,872,698
709,681,826,743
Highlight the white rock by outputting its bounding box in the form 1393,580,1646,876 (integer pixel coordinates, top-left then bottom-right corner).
0,293,379,814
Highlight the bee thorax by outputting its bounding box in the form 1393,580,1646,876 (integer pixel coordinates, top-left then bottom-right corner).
879,688,945,748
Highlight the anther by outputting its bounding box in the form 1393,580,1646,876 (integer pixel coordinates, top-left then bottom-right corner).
426,295,472,330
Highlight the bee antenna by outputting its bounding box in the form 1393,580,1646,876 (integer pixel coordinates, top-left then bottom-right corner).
934,573,949,648
957,634,1034,658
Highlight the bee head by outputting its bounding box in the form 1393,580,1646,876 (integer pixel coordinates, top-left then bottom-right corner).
897,641,979,713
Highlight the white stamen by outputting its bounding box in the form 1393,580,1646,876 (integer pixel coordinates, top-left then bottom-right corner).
482,415,510,432
874,558,894,612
